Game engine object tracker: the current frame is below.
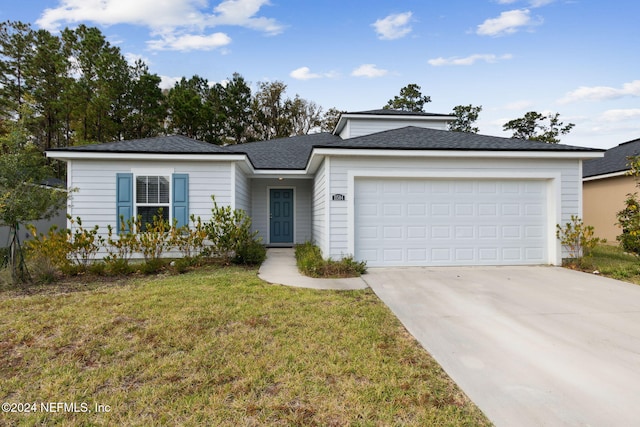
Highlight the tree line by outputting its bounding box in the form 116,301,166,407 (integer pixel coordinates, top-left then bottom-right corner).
0,21,575,156
0,21,339,153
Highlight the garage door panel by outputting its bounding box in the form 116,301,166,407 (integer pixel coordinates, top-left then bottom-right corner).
407,226,426,239
432,204,450,215
383,204,402,216
355,178,548,266
408,204,426,216
408,248,427,261
455,204,474,216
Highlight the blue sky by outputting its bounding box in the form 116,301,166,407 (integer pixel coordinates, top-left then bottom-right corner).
3,0,639,148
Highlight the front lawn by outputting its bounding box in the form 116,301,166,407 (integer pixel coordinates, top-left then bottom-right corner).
0,266,490,426
572,244,640,284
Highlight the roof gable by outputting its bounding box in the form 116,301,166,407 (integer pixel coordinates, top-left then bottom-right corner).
583,137,640,178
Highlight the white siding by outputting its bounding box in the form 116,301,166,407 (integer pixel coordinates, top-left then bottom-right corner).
68,159,233,244
250,179,313,244
234,165,251,213
326,156,582,263
339,117,450,139
311,159,327,254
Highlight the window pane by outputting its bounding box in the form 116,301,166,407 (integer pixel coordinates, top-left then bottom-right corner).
159,176,170,203
136,176,147,203
137,206,169,231
148,176,159,203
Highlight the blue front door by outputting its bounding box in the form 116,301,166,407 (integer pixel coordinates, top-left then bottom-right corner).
270,189,294,244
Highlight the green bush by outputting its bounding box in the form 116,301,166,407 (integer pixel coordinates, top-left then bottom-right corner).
616,193,640,254
67,216,104,268
295,242,366,278
136,211,172,262
140,258,166,275
171,215,208,258
234,239,266,266
556,215,602,259
88,261,106,276
104,219,140,270
204,196,261,264
25,225,72,273
105,258,132,276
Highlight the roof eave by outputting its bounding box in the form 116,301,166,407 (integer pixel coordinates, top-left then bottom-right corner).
583,170,630,181
311,147,604,160
46,151,246,162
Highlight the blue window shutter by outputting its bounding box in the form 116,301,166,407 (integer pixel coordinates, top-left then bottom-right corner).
172,174,189,228
116,173,133,234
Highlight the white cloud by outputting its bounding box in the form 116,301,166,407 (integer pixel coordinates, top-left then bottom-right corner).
289,67,338,80
124,52,151,66
428,53,513,66
36,0,282,51
351,64,388,78
558,80,640,104
210,0,284,35
600,109,640,122
290,66,322,80
476,9,537,36
372,12,413,40
159,75,182,90
148,32,231,51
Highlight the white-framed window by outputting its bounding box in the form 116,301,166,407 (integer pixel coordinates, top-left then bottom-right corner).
135,175,170,228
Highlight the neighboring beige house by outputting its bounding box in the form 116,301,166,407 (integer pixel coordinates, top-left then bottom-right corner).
583,138,640,243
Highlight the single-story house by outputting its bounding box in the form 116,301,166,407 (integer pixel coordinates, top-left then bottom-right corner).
47,109,602,267
583,137,640,242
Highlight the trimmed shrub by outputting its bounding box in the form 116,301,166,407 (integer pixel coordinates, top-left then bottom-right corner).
234,239,266,266
295,242,366,278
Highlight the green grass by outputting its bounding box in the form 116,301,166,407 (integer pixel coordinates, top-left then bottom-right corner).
295,242,367,278
0,266,490,426
575,244,640,284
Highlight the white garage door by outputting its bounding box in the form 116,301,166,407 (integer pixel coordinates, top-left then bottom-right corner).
355,178,548,266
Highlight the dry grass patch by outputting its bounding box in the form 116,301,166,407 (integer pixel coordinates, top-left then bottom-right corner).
0,266,490,426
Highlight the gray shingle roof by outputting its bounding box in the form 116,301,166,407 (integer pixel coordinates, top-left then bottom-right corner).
583,138,640,178
48,127,601,170
224,132,342,169
317,126,603,152
48,135,227,154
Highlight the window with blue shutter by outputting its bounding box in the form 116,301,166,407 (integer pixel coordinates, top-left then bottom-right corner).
172,174,189,228
117,172,189,232
116,173,133,233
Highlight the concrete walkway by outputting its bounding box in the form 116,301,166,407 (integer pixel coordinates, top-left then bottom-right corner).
258,248,368,290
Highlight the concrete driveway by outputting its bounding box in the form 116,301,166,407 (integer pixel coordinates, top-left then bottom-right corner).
363,266,640,427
